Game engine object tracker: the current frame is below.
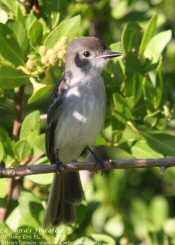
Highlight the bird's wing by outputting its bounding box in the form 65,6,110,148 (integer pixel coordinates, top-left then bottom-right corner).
46,78,67,163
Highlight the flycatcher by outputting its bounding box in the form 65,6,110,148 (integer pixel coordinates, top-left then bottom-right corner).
43,36,122,227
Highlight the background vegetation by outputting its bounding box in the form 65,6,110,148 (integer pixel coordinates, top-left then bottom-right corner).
0,0,175,244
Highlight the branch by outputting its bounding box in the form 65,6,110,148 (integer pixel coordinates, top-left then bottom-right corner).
1,157,175,178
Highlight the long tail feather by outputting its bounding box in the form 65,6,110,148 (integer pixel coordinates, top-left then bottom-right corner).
43,172,84,228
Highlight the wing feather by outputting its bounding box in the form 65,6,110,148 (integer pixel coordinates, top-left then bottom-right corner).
46,79,66,163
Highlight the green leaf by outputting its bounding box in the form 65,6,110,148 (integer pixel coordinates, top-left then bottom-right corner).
6,191,42,230
131,139,163,158
131,198,148,238
45,15,81,48
119,11,149,23
102,124,120,143
26,173,53,185
0,23,24,65
154,63,164,109
28,20,43,48
0,9,8,24
143,75,155,111
13,140,32,162
131,198,148,223
144,111,160,127
124,72,143,107
0,66,29,89
15,226,46,242
142,58,159,72
104,215,124,238
0,141,4,162
92,205,110,229
144,30,172,63
20,111,41,140
110,42,124,54
0,101,15,112
124,52,143,74
19,191,42,225
0,179,8,198
0,223,12,242
24,14,37,32
9,19,30,59
164,219,175,237
75,234,115,245
75,204,87,226
105,146,133,160
122,124,142,143
95,134,107,146
28,78,53,104
111,0,128,19
139,13,158,54
51,12,60,29
142,131,175,156
0,128,14,160
121,22,142,52
149,196,169,227
143,70,165,115
6,207,22,230
30,134,46,155
113,93,133,120
0,0,17,14
16,4,25,23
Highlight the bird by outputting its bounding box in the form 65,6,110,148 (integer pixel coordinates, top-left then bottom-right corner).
43,36,122,227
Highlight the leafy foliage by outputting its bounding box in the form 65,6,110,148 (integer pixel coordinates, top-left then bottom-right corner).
0,0,175,244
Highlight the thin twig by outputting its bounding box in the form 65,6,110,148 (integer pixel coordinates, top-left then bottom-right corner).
1,157,175,178
20,152,46,166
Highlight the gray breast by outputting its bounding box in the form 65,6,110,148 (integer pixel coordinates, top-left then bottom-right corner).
54,76,106,162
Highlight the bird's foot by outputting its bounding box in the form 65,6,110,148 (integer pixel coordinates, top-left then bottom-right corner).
55,160,66,173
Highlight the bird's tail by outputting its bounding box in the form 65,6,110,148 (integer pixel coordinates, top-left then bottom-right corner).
43,172,84,228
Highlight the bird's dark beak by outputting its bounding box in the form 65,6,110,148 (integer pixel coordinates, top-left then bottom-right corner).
96,50,123,59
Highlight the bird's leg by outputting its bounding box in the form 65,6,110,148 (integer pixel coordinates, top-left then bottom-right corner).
87,147,104,173
55,148,66,173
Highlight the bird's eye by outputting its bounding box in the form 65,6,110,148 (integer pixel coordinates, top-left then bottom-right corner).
83,51,91,58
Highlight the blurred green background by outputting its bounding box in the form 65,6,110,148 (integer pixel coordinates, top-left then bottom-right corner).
0,0,175,244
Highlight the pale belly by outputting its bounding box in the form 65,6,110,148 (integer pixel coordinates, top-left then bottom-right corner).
54,80,106,163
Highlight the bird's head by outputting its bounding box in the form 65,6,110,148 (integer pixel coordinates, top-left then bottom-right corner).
65,37,122,76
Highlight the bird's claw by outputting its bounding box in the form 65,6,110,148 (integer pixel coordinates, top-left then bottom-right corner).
56,161,66,173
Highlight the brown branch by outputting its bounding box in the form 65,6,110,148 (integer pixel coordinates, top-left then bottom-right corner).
20,153,46,166
1,157,175,178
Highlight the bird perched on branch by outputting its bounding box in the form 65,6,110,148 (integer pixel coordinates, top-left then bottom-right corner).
43,36,122,227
